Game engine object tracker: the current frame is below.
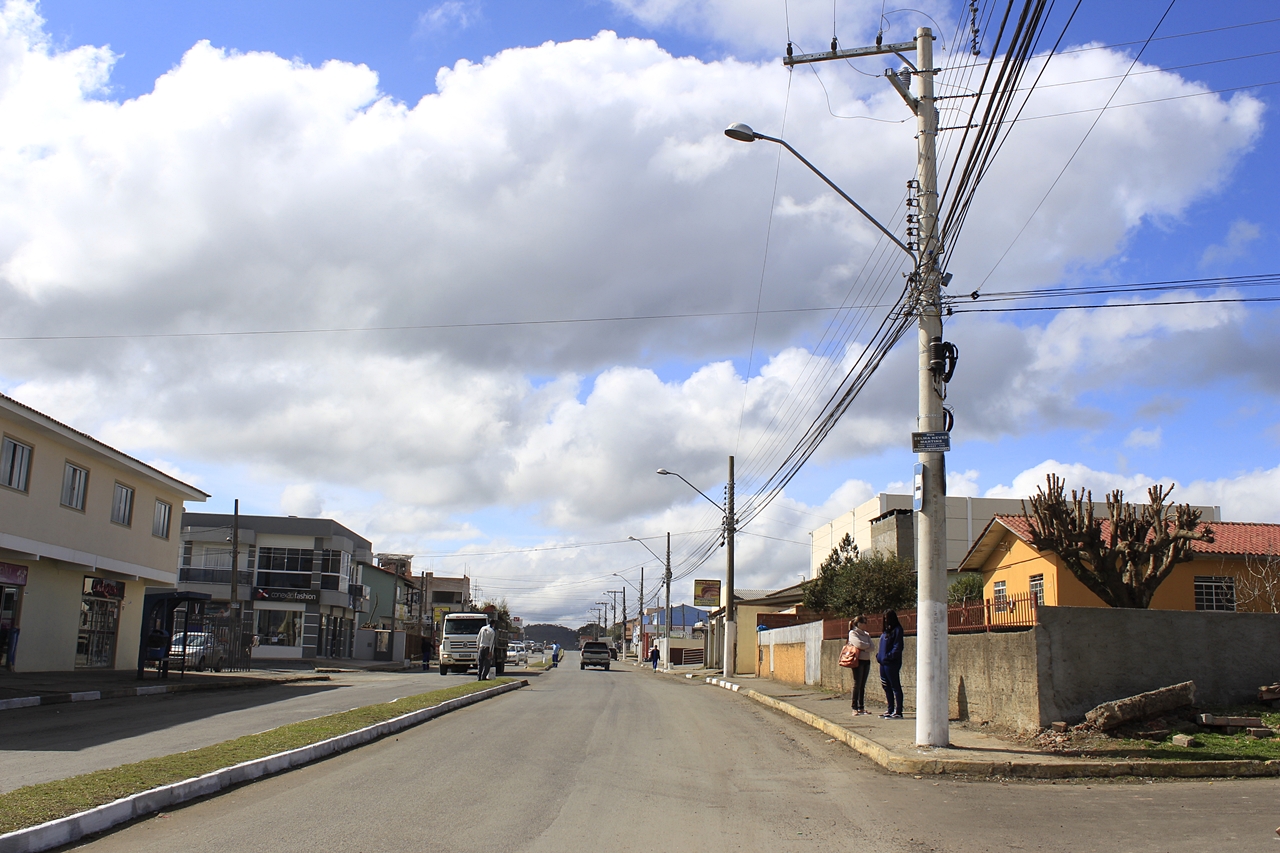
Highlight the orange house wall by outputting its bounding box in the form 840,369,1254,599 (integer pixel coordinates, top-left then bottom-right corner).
981,537,1255,611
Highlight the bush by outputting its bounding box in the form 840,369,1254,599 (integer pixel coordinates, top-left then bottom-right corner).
802,534,915,617
948,573,984,605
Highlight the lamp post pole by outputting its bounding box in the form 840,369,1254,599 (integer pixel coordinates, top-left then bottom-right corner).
664,531,672,672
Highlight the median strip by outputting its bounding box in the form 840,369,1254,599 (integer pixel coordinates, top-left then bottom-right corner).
0,678,524,852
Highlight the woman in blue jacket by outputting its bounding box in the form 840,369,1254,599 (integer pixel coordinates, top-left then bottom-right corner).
876,610,904,719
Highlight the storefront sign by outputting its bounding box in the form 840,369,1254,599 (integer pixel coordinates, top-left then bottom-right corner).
0,562,28,586
432,606,452,625
83,576,124,599
253,587,319,603
693,579,722,608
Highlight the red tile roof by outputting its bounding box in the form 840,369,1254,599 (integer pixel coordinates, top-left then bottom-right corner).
991,515,1280,558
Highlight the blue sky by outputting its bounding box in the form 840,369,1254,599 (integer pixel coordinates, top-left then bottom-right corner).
3,0,1278,621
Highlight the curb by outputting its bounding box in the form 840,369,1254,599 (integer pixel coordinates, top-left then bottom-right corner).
705,678,1280,781
0,679,527,853
0,674,332,712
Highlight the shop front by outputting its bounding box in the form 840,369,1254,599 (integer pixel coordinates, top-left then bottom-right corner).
0,561,26,669
77,576,126,668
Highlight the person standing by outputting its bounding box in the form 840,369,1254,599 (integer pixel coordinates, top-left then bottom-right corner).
876,610,905,719
551,642,561,667
648,645,660,670
848,616,874,715
477,620,496,680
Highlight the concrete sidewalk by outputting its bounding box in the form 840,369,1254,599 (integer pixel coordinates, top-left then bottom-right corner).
0,669,330,710
702,674,1280,779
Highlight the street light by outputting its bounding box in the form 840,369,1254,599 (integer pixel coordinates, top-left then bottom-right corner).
628,534,673,671
657,460,735,679
613,569,646,659
727,123,916,258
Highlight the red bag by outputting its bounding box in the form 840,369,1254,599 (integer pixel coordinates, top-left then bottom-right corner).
838,643,858,668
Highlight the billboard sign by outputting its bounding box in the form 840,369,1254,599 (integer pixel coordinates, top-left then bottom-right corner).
693,579,722,608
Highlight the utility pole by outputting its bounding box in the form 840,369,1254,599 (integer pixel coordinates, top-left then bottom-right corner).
724,456,735,679
784,26,951,747
664,531,672,672
620,585,627,658
230,498,240,628
638,565,644,656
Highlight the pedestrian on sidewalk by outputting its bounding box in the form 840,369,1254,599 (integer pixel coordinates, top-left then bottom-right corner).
876,610,904,719
848,616,874,715
648,645,660,670
477,620,496,680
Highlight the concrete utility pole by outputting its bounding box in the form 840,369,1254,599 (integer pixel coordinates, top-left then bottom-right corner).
724,457,735,679
664,531,672,672
781,27,951,747
230,498,240,617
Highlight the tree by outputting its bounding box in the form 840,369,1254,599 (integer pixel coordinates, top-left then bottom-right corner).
478,600,514,633
802,534,915,617
1022,474,1213,609
576,623,603,639
948,573,984,605
1234,550,1280,613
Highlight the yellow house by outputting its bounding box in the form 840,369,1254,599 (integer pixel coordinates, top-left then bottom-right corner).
960,515,1280,612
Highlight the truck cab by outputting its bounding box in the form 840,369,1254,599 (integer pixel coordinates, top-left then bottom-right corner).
438,612,508,676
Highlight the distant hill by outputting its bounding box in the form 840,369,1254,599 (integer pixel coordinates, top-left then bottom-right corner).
523,623,579,647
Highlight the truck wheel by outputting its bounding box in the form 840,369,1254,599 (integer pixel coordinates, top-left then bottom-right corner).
439,665,449,676
580,663,586,670
496,663,505,676
604,663,610,671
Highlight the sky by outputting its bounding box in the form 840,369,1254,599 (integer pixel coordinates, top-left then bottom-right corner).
1,0,1277,625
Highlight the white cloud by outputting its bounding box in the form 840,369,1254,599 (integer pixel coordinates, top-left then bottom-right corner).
416,1,482,36
280,483,324,517
0,1,1268,621
1124,426,1161,450
1200,218,1261,268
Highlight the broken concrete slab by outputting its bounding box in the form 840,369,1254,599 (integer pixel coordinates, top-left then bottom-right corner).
1198,714,1264,728
1085,681,1196,731
1171,734,1199,748
1247,727,1274,739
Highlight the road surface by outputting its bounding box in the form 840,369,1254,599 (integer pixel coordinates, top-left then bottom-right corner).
59,655,1279,852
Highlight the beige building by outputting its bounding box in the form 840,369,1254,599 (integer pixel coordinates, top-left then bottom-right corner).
1,393,208,672
810,492,1224,578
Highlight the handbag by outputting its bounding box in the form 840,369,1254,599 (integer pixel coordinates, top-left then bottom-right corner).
838,642,858,668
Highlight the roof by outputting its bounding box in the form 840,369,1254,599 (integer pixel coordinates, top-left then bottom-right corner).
960,514,1280,571
181,512,372,550
0,392,209,501
739,582,805,606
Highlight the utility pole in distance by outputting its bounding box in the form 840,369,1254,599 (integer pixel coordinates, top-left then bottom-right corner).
664,531,672,672
784,27,952,747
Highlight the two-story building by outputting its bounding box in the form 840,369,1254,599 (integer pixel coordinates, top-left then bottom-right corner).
1,393,208,672
179,513,373,662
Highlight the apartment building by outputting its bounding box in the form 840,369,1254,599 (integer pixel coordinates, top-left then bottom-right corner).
0,393,208,672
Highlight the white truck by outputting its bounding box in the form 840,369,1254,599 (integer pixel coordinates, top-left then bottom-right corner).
438,612,508,676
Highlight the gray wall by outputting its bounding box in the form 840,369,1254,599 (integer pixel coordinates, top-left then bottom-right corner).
1035,606,1280,724
812,607,1280,732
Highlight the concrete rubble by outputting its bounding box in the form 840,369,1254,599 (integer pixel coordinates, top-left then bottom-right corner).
1084,681,1196,731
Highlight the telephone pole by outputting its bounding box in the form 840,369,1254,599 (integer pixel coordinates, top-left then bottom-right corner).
724,457,735,678
664,531,672,672
784,26,951,747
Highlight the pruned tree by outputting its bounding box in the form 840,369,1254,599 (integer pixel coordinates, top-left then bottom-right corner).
947,573,984,605
802,534,915,617
1234,550,1280,613
1022,474,1213,609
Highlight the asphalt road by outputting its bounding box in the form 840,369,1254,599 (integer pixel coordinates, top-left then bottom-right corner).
61,654,1280,853
1,667,528,793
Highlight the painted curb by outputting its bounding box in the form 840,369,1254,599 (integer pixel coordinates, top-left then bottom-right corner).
0,674,332,712
0,679,528,853
706,678,1280,781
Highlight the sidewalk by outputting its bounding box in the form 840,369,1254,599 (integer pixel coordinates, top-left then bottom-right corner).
0,668,330,710
699,673,1280,780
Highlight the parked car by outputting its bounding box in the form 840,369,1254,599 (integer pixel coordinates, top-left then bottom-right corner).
171,632,226,672
581,641,611,670
508,642,529,666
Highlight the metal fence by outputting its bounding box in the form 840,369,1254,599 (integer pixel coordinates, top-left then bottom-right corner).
817,591,1039,639
167,603,253,674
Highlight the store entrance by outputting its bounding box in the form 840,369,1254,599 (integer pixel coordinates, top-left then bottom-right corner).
1,585,19,669
77,577,125,668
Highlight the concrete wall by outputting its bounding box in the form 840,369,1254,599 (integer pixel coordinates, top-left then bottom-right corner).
1035,606,1280,724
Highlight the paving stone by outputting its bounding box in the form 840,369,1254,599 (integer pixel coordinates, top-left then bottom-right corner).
1171,734,1199,748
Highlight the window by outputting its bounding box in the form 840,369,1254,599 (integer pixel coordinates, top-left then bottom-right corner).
256,547,314,589
993,579,1008,611
61,463,88,510
1194,576,1236,612
1029,574,1045,606
111,483,134,526
152,500,172,538
1,437,32,492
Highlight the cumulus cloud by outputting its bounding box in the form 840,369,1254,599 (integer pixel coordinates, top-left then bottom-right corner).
1124,426,1161,449
0,1,1268,620
1199,218,1261,268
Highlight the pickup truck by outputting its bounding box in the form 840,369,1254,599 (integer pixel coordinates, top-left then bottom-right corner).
580,641,611,671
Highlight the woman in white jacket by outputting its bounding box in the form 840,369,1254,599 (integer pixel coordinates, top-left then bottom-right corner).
848,616,875,715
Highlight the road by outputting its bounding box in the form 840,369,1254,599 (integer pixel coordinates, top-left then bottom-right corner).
1,667,526,793
61,653,1279,853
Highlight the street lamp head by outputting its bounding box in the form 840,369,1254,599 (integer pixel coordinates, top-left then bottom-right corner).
656,468,671,476
724,122,758,143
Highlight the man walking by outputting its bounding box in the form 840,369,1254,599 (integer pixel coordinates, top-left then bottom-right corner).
477,619,496,680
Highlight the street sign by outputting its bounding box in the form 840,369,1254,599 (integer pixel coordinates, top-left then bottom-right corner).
911,431,951,453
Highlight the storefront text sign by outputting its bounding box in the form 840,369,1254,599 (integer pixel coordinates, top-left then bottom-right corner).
0,562,28,586
253,587,319,603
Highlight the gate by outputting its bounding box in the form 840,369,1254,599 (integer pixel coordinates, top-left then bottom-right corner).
169,602,253,673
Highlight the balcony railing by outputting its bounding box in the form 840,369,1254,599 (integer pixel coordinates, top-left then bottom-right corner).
178,567,253,586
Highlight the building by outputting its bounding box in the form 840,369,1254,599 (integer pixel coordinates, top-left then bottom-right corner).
809,492,1224,577
960,515,1280,612
179,513,373,662
0,393,208,672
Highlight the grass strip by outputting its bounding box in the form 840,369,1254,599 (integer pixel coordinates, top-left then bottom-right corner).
0,678,514,834
1088,708,1280,762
